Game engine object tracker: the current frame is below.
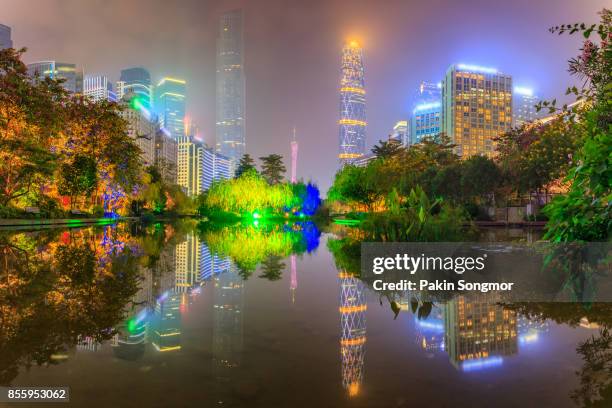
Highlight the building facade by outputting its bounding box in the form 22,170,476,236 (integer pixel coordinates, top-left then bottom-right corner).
118,93,157,167
117,67,152,110
155,129,178,183
202,147,232,191
84,75,117,102
389,120,409,146
0,24,12,50
216,9,246,162
177,135,204,197
27,61,83,93
410,81,442,145
513,86,538,126
339,41,367,166
441,64,512,157
155,77,186,140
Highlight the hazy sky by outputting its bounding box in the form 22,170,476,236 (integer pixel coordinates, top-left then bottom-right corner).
2,0,608,192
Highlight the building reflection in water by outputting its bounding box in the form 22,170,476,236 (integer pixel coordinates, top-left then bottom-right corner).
339,271,367,397
412,305,445,355
290,254,297,303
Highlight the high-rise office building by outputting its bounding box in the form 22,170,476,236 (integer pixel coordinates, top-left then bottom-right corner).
0,24,12,50
156,77,186,140
216,9,245,161
410,81,442,145
177,135,204,197
290,127,298,183
339,41,366,166
390,120,409,146
117,67,152,110
202,147,232,191
118,93,156,167
155,128,178,183
27,61,83,93
441,64,512,157
84,75,117,102
174,232,203,292
513,86,538,126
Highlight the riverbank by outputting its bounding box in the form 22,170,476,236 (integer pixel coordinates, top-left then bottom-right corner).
0,217,138,229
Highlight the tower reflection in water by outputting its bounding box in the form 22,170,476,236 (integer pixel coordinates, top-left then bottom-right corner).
339,270,367,397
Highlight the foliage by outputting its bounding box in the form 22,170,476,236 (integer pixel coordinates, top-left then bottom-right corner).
543,9,611,242
259,154,286,185
371,138,403,159
235,153,257,177
57,154,98,207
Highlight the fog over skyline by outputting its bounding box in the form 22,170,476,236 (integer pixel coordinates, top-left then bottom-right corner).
2,0,608,191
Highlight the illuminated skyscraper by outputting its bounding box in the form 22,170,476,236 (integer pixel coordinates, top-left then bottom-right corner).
441,64,512,157
0,24,12,50
513,86,538,126
290,127,298,183
27,61,83,93
410,81,442,145
177,135,204,197
84,75,117,102
155,128,178,183
118,93,156,167
216,9,245,162
339,41,366,166
156,77,186,140
390,120,409,146
117,67,152,110
202,147,232,190
339,270,366,397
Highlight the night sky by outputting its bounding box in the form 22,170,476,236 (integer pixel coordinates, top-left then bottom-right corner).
3,0,608,192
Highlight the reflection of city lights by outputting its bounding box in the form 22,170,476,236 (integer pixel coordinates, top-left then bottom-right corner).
415,318,444,332
348,382,360,397
456,64,498,74
339,305,367,313
519,332,539,344
461,356,503,372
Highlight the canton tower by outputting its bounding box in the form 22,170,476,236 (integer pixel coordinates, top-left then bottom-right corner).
338,41,366,166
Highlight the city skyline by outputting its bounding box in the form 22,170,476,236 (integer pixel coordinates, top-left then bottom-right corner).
2,0,607,191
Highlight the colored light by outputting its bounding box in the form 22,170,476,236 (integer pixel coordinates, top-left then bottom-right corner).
157,77,186,86
340,336,366,346
339,119,367,126
349,40,360,48
415,319,445,331
514,86,534,96
456,64,498,74
339,304,367,313
461,356,504,372
413,101,441,114
340,87,366,95
338,153,364,159
252,212,261,219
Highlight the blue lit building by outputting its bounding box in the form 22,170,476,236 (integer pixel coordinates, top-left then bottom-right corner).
84,75,117,102
0,23,12,50
339,41,367,166
117,67,152,110
155,77,186,140
410,81,441,145
202,147,232,190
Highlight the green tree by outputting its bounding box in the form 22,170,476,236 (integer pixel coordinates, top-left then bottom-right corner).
259,154,286,185
371,138,403,159
236,153,257,177
259,255,285,281
57,154,98,208
460,155,501,204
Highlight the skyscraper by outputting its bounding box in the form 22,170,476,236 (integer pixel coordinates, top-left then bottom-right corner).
339,41,366,166
513,86,538,126
27,61,83,93
216,9,245,162
84,75,117,102
117,67,152,110
0,24,12,50
441,64,512,157
202,147,232,190
410,81,442,145
156,77,186,140
118,92,156,167
390,120,409,146
176,135,204,197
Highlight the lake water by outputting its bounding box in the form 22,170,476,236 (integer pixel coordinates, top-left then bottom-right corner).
0,221,608,407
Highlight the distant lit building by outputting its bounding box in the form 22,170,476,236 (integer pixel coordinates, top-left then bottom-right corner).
410,81,442,145
445,295,517,372
118,93,156,167
202,147,232,190
84,75,117,102
174,233,202,292
216,9,246,161
390,120,409,146
155,129,178,183
0,24,12,50
156,77,186,140
27,61,83,93
151,290,182,352
339,41,367,166
513,86,538,126
177,135,204,197
117,67,152,110
442,64,512,157
353,153,375,168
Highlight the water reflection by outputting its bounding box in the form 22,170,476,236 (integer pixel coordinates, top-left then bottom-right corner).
0,222,610,407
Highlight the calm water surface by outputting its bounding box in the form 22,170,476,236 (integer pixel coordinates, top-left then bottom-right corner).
0,222,607,408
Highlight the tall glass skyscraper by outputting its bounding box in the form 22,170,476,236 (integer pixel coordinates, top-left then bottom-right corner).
155,77,186,140
27,61,83,93
117,67,152,110
83,75,117,102
339,41,366,166
0,24,12,50
216,9,245,162
441,64,512,157
513,86,538,126
410,81,441,145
